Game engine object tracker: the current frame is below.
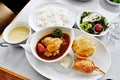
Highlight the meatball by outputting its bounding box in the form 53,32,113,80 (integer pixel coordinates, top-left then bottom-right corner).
41,37,53,46
47,38,63,53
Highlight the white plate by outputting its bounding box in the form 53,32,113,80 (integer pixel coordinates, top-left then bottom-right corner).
28,2,76,32
25,29,111,80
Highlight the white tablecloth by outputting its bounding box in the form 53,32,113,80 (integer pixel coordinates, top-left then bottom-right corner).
0,0,120,80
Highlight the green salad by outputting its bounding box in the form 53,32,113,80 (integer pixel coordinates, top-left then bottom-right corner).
80,11,108,35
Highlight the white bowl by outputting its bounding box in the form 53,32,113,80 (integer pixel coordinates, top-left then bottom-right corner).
76,11,109,37
29,2,76,32
106,0,120,6
1,22,31,46
30,27,74,63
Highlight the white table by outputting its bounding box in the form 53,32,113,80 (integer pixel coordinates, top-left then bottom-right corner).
0,0,120,80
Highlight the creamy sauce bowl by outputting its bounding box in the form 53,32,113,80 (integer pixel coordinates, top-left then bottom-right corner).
0,22,31,47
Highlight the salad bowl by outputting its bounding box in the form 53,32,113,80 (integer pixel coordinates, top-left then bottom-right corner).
76,11,109,37
106,0,120,6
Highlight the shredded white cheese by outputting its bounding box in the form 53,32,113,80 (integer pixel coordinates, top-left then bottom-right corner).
82,12,101,22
